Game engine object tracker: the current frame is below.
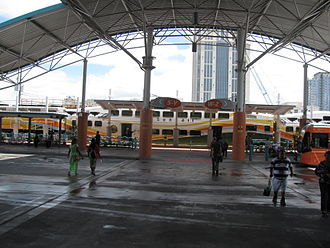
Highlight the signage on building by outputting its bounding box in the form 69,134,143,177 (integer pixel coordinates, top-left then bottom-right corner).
205,99,222,109
151,97,181,109
204,99,234,111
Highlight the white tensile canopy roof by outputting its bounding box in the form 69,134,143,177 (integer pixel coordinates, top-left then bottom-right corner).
0,0,329,88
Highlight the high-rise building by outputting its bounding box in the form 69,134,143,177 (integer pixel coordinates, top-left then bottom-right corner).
192,37,250,103
308,72,330,111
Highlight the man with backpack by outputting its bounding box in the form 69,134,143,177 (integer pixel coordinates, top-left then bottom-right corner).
88,138,100,176
210,137,224,176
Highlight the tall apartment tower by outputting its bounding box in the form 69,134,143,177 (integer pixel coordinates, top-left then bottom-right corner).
192,37,250,103
308,72,330,111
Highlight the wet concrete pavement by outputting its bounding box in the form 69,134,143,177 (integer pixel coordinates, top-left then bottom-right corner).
0,144,329,247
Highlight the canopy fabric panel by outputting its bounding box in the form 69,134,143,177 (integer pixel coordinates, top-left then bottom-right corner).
0,0,329,76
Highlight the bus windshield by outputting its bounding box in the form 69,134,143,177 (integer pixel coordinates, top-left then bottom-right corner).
311,133,328,149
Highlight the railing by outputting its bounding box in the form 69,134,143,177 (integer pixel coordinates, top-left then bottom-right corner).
0,133,139,149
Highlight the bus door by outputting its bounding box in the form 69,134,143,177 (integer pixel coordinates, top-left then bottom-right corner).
121,123,132,137
301,132,311,153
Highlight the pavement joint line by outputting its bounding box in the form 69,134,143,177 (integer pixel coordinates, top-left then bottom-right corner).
59,203,324,233
0,159,133,235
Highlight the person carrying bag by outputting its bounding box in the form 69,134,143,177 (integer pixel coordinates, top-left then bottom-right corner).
263,177,272,196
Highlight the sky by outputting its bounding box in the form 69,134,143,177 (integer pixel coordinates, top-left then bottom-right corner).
0,0,329,106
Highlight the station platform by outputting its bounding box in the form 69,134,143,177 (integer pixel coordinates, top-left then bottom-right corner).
0,144,329,247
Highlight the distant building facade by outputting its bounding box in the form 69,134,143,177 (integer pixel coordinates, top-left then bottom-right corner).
308,72,330,111
192,37,250,103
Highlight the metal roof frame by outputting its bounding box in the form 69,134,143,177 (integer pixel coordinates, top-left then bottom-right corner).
0,0,329,90
95,99,295,115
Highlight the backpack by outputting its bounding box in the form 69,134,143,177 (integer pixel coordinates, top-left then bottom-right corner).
212,141,223,157
90,149,96,159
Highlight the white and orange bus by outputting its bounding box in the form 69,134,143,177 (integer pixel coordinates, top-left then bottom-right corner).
300,123,330,166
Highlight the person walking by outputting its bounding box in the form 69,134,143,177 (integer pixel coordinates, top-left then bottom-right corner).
222,140,229,158
269,148,293,206
67,138,83,177
87,138,100,176
210,137,223,176
95,131,101,146
33,134,39,148
315,151,330,217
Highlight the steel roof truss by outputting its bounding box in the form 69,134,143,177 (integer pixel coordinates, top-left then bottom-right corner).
28,20,84,59
120,0,140,30
64,0,143,68
247,0,329,68
249,0,274,32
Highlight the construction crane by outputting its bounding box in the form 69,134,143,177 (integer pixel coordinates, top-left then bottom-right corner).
249,66,273,105
246,54,273,105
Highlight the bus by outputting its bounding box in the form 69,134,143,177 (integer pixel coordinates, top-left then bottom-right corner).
300,123,330,166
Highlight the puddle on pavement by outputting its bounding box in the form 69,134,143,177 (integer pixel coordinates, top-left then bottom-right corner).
103,225,126,230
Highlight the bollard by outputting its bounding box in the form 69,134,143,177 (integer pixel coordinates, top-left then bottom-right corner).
249,144,253,161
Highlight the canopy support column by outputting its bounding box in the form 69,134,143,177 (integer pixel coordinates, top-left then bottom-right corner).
274,114,281,143
77,58,88,150
139,27,154,159
300,63,308,129
0,117,2,144
28,117,32,145
232,29,247,161
207,115,213,147
58,118,62,146
173,111,179,147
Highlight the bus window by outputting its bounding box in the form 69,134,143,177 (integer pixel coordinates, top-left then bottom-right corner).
88,121,93,127
163,112,174,118
265,126,271,132
286,126,294,132
153,111,160,117
111,110,119,116
302,132,311,152
190,130,201,136
162,129,173,135
152,129,160,135
122,110,133,116
135,110,140,117
190,112,202,118
178,112,188,118
246,125,257,131
218,113,229,119
95,121,102,127
179,130,188,135
312,133,328,149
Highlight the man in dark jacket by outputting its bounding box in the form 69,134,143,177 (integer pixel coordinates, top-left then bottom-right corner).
315,151,330,217
210,137,223,176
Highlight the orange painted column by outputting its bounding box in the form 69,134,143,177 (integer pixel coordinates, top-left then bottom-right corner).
139,109,153,159
77,112,88,151
232,112,246,161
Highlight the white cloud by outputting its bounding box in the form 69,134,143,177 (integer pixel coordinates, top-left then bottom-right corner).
85,44,193,102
